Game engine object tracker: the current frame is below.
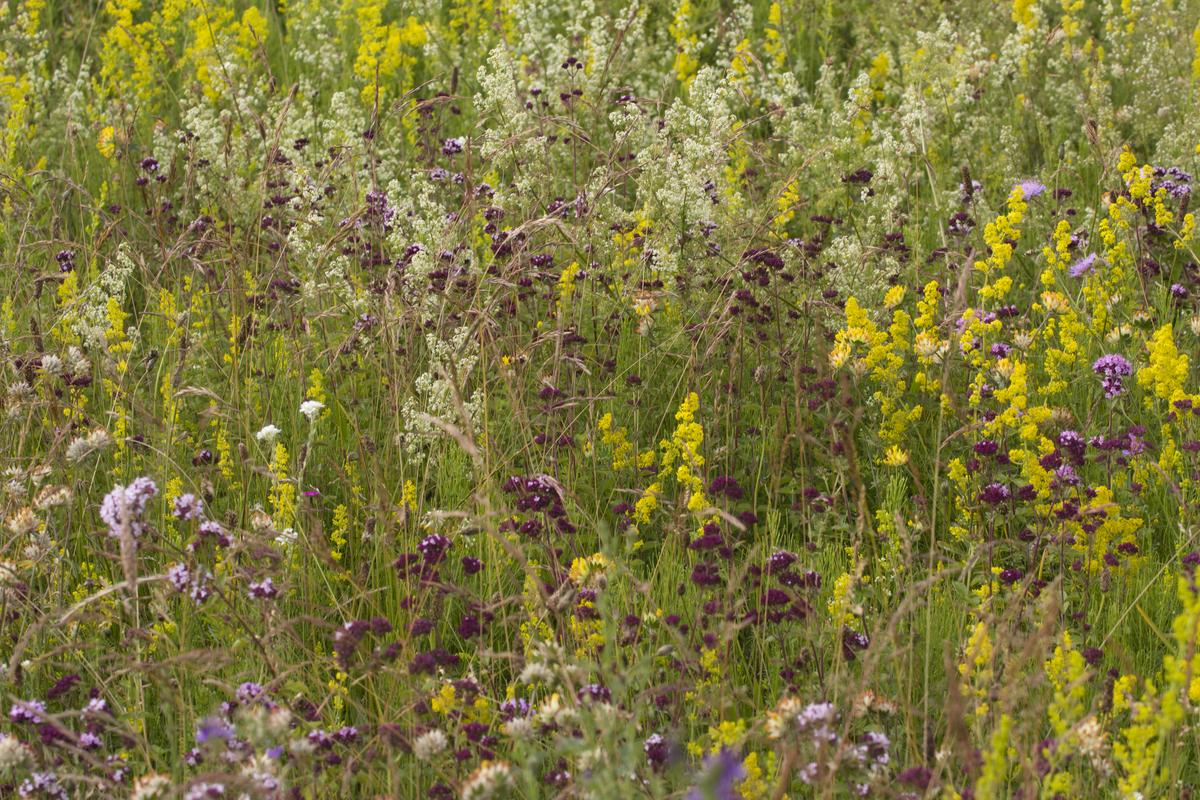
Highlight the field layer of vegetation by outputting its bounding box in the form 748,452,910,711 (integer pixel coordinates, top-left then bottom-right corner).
3,0,1200,797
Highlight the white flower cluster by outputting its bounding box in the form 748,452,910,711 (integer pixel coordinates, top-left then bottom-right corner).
399,326,485,459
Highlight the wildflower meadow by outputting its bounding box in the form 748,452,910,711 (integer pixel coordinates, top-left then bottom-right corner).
5,0,1200,796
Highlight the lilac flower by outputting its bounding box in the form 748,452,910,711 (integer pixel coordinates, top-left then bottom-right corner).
98,477,159,541
235,683,266,705
1015,179,1046,199
248,578,278,599
167,563,191,593
195,717,234,745
796,702,838,742
1069,252,1098,278
173,493,203,520
685,748,746,800
1093,353,1133,399
10,701,44,724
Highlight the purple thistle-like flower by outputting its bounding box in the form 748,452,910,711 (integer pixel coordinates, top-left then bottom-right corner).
1015,179,1046,199
461,556,484,575
1069,252,1099,278
1093,353,1133,399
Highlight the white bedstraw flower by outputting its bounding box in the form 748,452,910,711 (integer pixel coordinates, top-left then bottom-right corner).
256,424,281,443
299,400,324,420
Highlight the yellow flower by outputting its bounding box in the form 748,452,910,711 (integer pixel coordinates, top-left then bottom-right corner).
884,446,908,467
96,126,115,158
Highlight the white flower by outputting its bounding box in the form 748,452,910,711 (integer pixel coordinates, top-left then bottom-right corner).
518,662,555,686
131,773,172,800
256,424,282,443
299,400,324,420
412,729,448,762
275,528,297,547
462,760,513,800
0,734,26,772
501,717,535,741
38,355,63,377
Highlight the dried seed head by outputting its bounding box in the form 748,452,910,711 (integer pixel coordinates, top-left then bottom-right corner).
27,316,41,355
960,165,973,201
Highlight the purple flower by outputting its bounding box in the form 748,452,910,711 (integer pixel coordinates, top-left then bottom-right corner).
1015,179,1046,199
248,578,278,599
98,477,158,541
978,483,1011,505
766,550,797,574
167,562,191,593
461,556,483,575
1093,353,1133,399
195,717,234,744
173,493,203,521
897,765,932,791
686,748,746,800
999,569,1023,585
417,534,451,565
1069,252,1099,278
10,700,44,724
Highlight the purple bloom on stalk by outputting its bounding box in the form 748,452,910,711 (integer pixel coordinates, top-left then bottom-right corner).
10,700,44,724
195,717,234,744
98,477,158,542
248,578,278,599
685,748,746,800
999,569,1023,585
897,765,933,791
173,493,203,521
461,556,484,575
1069,252,1098,278
1093,353,1133,399
1015,179,1046,199
766,550,797,574
417,534,451,565
978,483,1011,505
